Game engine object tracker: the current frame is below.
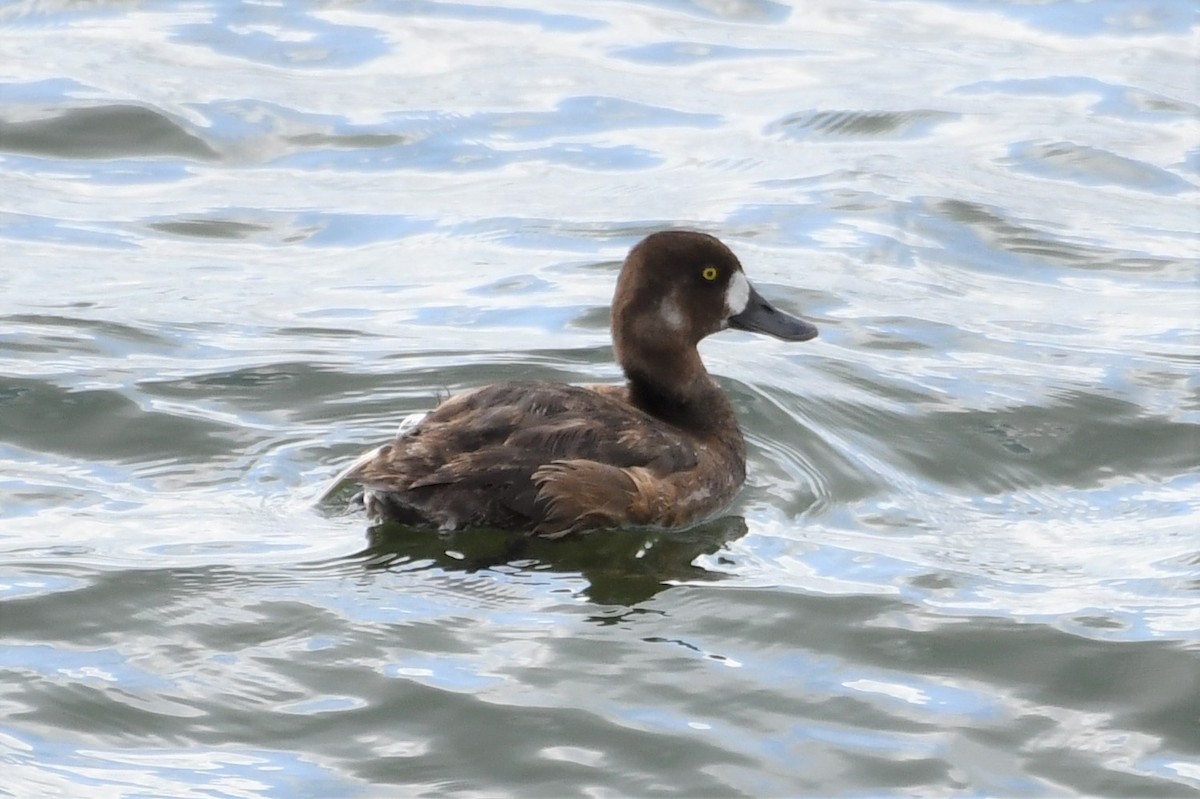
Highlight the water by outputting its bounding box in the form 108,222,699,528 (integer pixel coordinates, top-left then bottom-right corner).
2,1,1198,796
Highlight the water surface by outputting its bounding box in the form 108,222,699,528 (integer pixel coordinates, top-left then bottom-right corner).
2,1,1198,796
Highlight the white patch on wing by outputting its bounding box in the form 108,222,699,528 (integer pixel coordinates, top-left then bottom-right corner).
395,411,426,438
660,292,685,331
725,271,750,316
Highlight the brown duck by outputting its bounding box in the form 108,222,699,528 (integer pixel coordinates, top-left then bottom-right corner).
321,230,818,536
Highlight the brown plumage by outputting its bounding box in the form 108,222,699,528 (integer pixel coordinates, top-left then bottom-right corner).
321,230,818,536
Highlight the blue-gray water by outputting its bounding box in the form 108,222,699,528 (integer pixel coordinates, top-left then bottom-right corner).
2,1,1198,796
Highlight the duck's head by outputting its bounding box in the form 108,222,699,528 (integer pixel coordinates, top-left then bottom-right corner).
611,231,818,379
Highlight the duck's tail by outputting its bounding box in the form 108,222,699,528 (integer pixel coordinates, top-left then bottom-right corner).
314,412,427,507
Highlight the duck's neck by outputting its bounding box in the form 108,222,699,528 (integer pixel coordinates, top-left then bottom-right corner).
621,343,740,437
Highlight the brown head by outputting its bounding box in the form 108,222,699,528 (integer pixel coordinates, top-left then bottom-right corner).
610,230,818,421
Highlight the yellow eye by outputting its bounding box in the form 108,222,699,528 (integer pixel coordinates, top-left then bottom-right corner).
701,266,719,281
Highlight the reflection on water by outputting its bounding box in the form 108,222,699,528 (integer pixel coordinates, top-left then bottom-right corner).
2,0,1198,796
357,516,749,606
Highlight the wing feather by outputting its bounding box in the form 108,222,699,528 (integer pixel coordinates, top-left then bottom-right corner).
348,381,701,530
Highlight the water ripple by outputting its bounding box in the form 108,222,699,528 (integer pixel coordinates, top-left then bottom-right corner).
2,0,1198,796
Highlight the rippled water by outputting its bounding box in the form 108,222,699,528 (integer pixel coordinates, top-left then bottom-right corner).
2,1,1199,796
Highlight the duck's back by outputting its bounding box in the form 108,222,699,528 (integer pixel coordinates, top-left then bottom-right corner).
351,381,742,535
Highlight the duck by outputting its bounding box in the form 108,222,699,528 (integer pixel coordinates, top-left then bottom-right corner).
321,230,818,536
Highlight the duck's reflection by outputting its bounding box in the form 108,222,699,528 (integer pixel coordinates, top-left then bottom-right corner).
352,516,747,605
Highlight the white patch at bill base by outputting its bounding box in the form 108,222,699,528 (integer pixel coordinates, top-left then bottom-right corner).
725,271,750,316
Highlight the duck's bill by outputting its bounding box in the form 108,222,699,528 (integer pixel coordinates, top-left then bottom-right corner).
728,284,818,341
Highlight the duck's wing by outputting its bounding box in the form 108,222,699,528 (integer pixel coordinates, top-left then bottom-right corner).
350,382,701,532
